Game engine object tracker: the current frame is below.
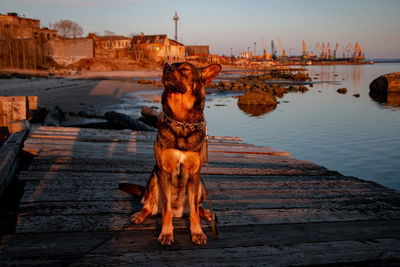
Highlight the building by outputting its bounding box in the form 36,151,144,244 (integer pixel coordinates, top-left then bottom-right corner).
49,38,93,66
131,33,185,63
239,51,253,59
87,33,131,59
0,12,57,40
185,45,209,57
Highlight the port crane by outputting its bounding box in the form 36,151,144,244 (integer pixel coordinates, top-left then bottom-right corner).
327,42,331,59
277,36,287,58
345,43,354,59
315,43,321,58
355,42,364,60
271,40,277,60
333,42,339,59
302,40,307,57
321,42,327,59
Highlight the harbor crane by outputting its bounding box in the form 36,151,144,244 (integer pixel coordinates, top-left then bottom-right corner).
315,43,321,58
262,37,269,60
345,43,354,58
334,42,339,59
271,40,277,60
302,40,307,57
277,36,287,58
321,42,326,59
327,42,331,59
355,42,364,60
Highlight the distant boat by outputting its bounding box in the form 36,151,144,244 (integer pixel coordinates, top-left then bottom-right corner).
369,60,374,64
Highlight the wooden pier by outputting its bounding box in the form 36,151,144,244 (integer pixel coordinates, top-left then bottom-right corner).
1,125,400,266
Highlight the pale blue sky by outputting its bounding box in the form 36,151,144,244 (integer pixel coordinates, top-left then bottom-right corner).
2,0,400,58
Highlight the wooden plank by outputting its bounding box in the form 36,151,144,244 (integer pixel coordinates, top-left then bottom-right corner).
0,130,28,198
19,171,370,190
18,195,399,217
0,96,27,127
15,204,400,234
73,238,400,266
3,222,400,266
25,159,331,176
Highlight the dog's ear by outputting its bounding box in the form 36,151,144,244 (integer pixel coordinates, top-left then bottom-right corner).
199,64,222,85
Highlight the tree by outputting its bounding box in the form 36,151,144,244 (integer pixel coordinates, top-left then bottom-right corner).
50,20,83,39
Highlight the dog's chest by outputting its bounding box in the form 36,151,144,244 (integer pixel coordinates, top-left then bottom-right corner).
167,92,196,120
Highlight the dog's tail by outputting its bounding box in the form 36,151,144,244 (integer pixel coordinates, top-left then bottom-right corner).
118,183,145,197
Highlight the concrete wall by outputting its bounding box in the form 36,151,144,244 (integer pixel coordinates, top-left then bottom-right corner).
49,38,93,65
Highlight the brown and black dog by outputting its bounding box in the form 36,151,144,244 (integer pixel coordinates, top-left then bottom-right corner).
120,62,221,245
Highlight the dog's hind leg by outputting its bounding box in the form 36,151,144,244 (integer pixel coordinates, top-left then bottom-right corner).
188,172,207,245
198,181,213,221
131,167,159,224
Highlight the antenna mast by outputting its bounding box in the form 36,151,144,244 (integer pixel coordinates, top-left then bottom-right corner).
173,12,179,41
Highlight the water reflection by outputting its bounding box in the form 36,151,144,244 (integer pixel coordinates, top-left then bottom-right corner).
370,91,400,108
237,103,276,116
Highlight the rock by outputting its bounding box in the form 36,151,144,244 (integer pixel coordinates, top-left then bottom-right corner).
370,72,400,94
43,106,65,127
299,86,308,92
238,102,276,116
273,86,287,96
223,81,233,90
353,93,360,98
140,107,159,128
337,88,347,94
238,89,277,106
237,89,277,116
137,78,153,85
105,111,155,131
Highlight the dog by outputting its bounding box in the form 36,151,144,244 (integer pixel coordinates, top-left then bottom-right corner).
119,62,221,245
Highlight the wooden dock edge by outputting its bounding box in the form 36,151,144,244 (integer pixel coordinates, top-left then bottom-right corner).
0,130,28,200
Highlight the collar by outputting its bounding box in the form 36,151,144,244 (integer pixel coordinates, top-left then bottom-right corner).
158,112,206,132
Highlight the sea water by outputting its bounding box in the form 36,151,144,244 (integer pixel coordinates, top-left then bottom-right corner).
205,63,400,191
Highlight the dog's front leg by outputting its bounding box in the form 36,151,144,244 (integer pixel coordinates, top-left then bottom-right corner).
188,172,207,245
158,170,174,245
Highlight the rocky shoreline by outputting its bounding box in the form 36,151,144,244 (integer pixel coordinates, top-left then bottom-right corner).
0,66,315,131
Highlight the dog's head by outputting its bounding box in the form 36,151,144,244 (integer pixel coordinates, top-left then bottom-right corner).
162,62,221,93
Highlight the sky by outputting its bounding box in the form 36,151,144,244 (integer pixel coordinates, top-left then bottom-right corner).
2,0,400,58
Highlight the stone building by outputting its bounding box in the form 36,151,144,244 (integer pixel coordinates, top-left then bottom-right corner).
185,45,209,57
0,12,57,40
88,33,131,59
185,45,210,62
131,33,185,63
49,38,93,66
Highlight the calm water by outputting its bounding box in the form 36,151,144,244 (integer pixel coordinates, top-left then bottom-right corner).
204,63,400,191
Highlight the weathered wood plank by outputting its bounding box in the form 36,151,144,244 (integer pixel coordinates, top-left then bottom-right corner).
19,171,370,190
26,160,331,176
3,222,400,266
18,196,399,217
15,204,400,234
73,238,400,266
0,130,28,198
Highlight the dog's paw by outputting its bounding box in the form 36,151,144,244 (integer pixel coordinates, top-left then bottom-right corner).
131,212,145,224
191,232,207,245
199,207,214,222
158,232,174,246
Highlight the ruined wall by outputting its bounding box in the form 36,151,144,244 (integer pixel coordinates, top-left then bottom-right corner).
185,45,209,56
49,38,93,66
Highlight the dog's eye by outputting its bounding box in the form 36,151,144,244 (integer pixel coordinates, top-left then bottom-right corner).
180,66,191,72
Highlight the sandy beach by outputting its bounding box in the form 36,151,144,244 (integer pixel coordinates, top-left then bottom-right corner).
0,70,165,120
